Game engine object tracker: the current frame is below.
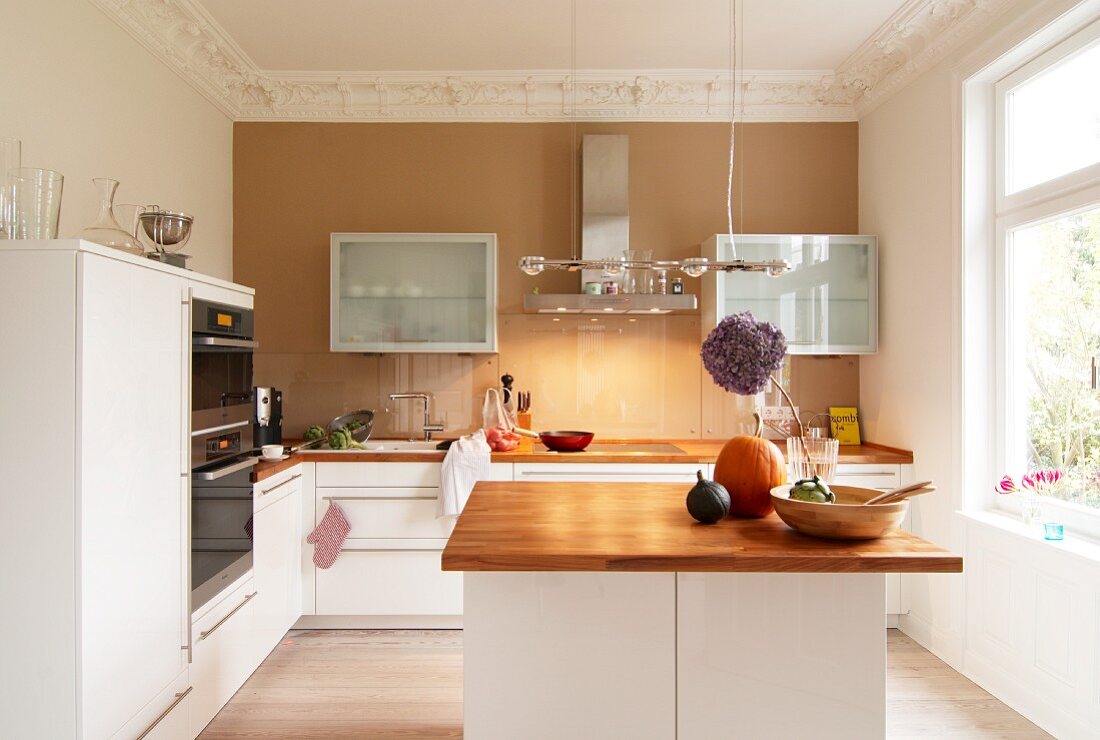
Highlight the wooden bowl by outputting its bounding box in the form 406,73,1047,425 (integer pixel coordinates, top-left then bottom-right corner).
769,485,909,540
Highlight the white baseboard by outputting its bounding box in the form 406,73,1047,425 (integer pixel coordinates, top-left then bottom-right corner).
963,648,1092,739
897,611,964,668
293,615,463,630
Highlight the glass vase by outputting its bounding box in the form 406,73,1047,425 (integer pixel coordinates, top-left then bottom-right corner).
10,167,64,239
1018,493,1042,528
80,178,143,255
1,137,21,238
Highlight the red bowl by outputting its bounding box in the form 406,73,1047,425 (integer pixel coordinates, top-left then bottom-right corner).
539,431,594,452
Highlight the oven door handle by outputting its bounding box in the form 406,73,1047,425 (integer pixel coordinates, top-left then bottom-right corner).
192,419,251,438
193,336,259,350
193,457,258,481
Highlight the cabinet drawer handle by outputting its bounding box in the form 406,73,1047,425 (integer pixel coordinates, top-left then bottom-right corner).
136,686,192,740
261,473,302,496
519,470,691,477
344,548,443,553
199,592,257,641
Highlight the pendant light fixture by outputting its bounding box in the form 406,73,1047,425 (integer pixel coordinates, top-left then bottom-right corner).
517,0,788,279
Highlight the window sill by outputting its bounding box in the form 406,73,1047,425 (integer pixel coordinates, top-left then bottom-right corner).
959,509,1100,565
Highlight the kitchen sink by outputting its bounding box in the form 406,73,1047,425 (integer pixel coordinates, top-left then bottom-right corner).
298,439,442,453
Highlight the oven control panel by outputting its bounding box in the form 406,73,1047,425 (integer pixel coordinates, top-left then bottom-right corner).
204,430,243,461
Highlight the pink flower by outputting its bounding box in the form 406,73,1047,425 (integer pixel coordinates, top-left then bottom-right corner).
994,475,1018,495
1020,469,1063,496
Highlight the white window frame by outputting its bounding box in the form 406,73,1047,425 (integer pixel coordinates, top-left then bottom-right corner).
982,16,1100,538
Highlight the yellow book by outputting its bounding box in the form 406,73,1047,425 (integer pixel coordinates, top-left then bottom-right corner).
829,407,862,445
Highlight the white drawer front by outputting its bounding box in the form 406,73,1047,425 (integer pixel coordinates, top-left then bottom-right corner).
316,549,463,615
832,473,900,491
189,579,261,736
317,461,440,488
318,497,453,539
317,486,438,500
513,463,700,483
254,467,302,512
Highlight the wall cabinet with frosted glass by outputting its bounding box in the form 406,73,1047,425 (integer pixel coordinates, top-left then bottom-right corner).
331,233,498,353
701,234,878,354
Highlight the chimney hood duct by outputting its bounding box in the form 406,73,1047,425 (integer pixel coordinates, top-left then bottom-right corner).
522,134,698,315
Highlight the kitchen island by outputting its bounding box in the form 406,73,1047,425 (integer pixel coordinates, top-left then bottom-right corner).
442,481,961,740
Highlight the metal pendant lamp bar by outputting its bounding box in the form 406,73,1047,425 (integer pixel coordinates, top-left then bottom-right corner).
517,255,788,276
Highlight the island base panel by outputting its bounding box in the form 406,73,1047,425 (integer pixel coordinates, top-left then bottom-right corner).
678,572,886,739
463,571,887,739
463,572,676,740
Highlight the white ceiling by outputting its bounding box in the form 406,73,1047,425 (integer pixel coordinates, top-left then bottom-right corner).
202,0,904,72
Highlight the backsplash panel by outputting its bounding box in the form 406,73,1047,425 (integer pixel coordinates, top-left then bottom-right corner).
257,316,859,441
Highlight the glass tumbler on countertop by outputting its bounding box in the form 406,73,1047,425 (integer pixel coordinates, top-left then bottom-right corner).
787,436,839,483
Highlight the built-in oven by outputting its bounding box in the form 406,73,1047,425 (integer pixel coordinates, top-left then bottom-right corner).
191,466,255,611
190,298,258,612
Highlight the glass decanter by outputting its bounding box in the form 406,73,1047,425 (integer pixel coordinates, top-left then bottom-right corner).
80,178,143,255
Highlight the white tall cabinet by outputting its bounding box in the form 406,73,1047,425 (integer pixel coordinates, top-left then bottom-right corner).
0,240,253,739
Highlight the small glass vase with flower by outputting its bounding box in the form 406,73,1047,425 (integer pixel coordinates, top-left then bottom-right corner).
995,470,1063,533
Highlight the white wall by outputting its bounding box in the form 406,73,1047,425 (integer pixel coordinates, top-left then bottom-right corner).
860,0,1100,735
0,0,233,279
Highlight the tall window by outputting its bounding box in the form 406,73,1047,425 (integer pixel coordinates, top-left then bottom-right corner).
996,19,1100,512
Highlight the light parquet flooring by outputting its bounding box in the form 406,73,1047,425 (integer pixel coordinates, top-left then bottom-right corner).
199,628,1048,739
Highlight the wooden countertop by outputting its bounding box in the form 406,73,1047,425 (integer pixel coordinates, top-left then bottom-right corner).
441,481,961,574
253,439,913,481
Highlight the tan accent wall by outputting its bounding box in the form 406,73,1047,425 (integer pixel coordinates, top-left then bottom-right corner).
234,121,859,438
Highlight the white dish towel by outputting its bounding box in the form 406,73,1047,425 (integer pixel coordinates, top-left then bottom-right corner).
439,429,492,518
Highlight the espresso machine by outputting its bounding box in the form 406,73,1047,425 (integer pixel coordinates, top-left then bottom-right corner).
253,386,283,447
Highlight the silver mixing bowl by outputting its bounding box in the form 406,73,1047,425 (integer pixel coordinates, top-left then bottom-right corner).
139,209,193,254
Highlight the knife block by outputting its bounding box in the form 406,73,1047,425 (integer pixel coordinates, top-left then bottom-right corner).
516,411,534,452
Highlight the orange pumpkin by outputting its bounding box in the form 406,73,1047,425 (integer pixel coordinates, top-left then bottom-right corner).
713,414,787,518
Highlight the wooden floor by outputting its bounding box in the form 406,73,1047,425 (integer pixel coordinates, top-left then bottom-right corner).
200,629,1048,739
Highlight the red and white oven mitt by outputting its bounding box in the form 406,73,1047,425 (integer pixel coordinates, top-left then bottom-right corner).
307,501,351,569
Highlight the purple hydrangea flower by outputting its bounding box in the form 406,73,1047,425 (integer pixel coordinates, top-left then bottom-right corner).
701,312,787,395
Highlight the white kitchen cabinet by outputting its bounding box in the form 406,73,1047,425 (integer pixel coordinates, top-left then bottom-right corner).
252,467,304,652
330,232,498,353
189,576,260,736
701,234,878,354
316,545,463,615
513,462,700,483
0,240,253,739
306,461,513,625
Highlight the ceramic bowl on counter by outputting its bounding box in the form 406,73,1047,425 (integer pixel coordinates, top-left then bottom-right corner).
769,485,908,540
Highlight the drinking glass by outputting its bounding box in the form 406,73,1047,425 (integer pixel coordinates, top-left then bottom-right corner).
622,249,654,294
1019,494,1042,528
0,138,21,238
787,436,839,483
9,167,64,239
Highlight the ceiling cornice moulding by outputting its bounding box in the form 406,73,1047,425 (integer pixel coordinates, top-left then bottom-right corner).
89,0,1013,123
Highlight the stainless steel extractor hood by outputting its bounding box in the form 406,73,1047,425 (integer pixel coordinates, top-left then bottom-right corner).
522,134,698,315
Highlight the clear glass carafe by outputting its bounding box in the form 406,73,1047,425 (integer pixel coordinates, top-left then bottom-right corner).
80,178,143,255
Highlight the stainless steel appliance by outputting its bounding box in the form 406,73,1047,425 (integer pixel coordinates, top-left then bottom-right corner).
190,298,257,612
191,467,255,611
253,386,283,447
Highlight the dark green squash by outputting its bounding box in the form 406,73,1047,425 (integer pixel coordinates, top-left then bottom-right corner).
686,470,731,524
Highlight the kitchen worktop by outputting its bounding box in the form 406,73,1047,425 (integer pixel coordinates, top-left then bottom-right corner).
251,439,913,482
442,481,961,573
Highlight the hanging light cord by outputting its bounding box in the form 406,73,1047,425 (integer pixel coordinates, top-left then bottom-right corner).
726,0,737,243
569,0,578,261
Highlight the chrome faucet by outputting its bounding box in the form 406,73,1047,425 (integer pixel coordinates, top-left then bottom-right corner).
388,392,445,441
